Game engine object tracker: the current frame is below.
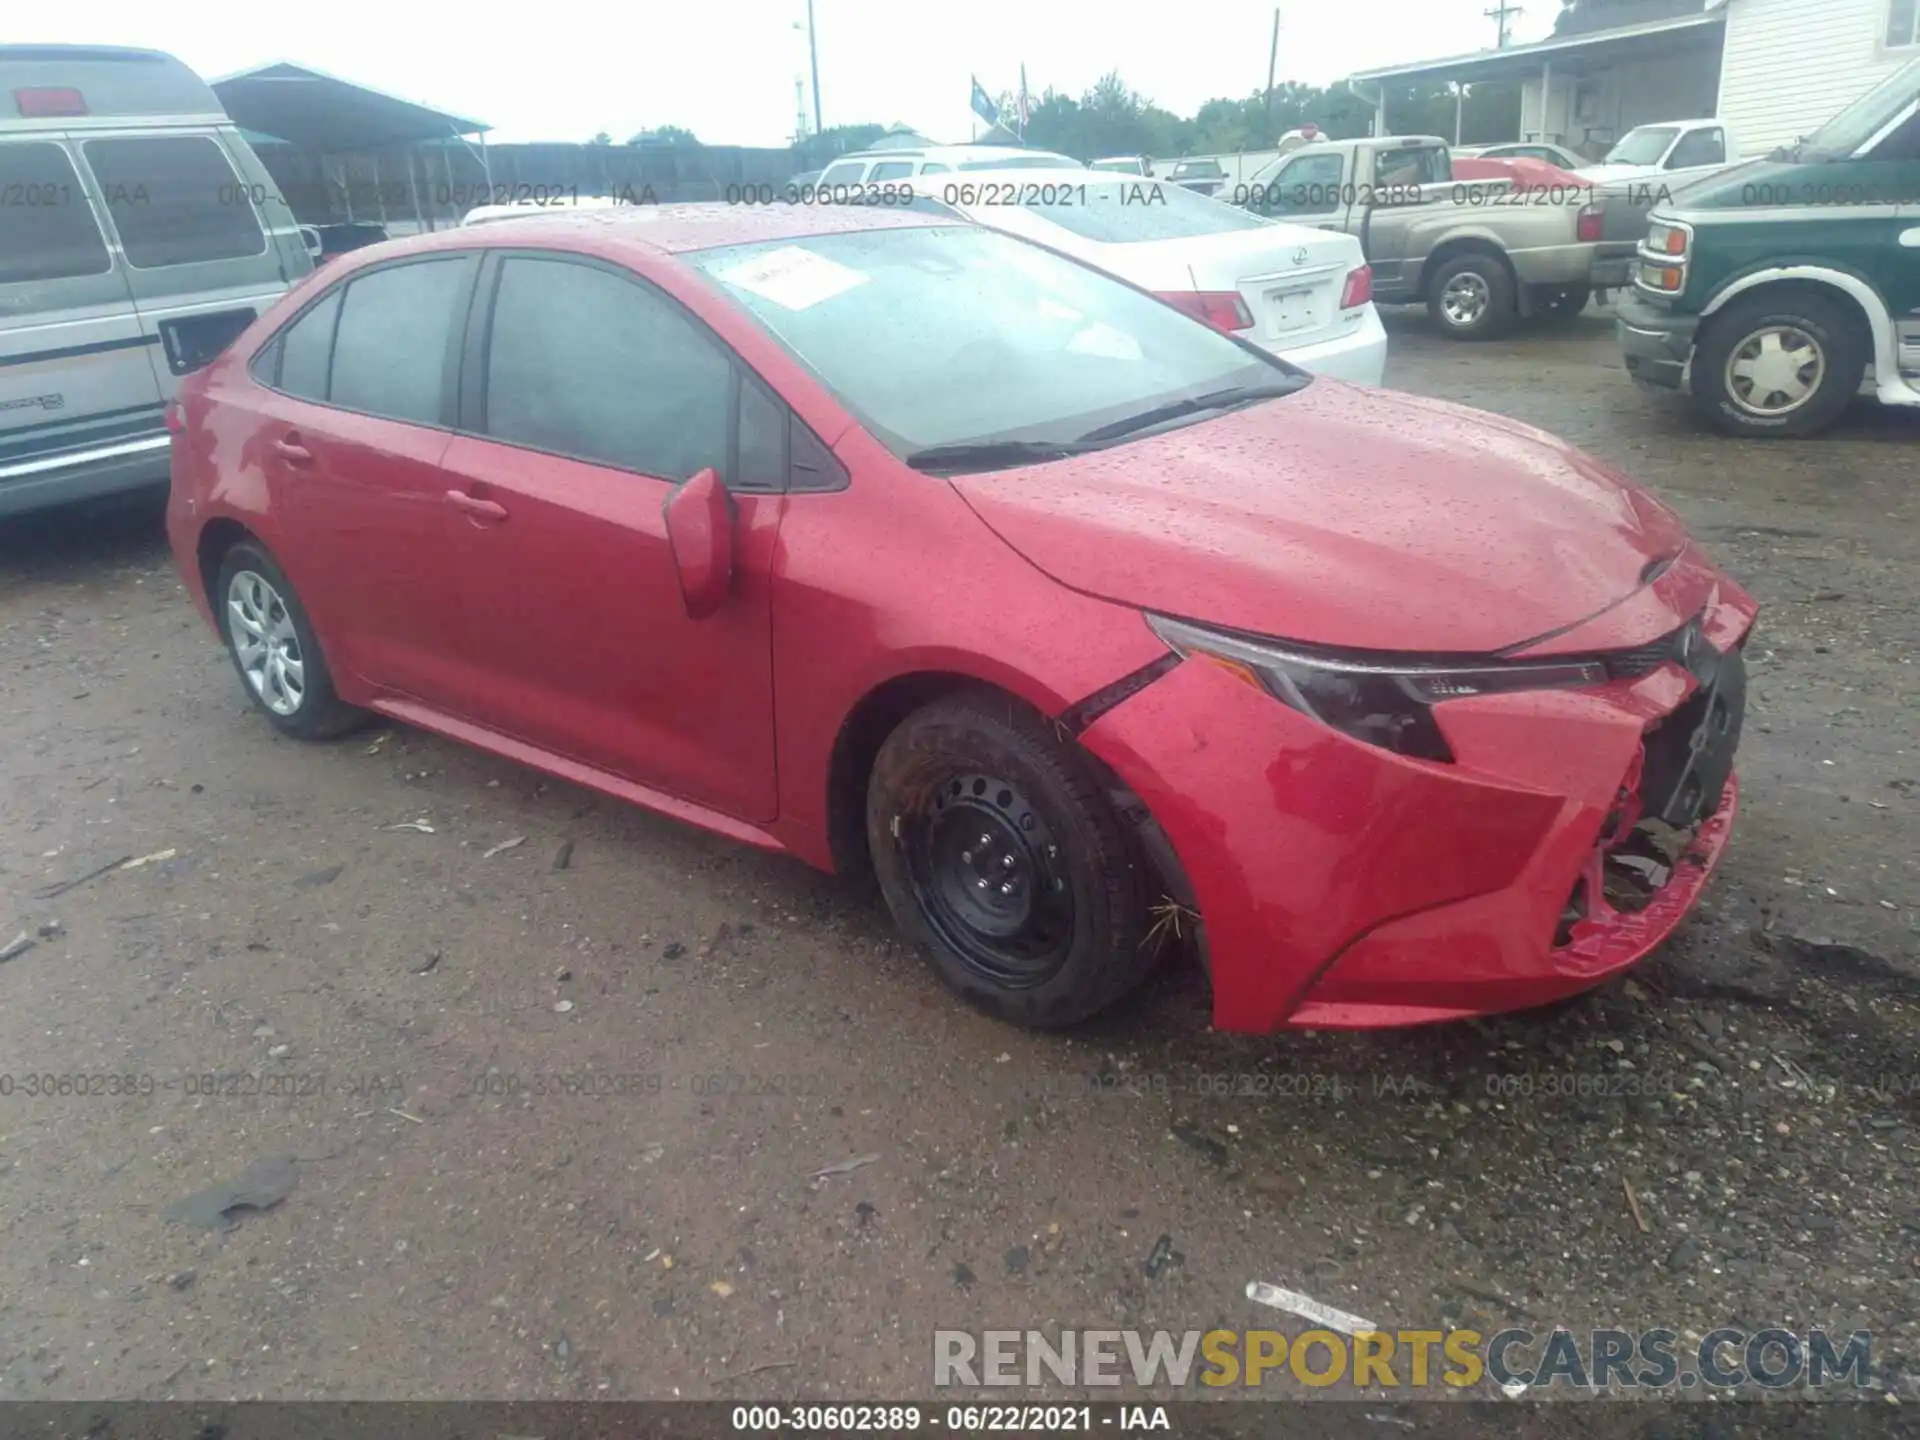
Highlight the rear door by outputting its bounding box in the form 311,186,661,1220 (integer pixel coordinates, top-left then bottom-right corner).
78,129,292,392
246,254,478,698
0,135,166,503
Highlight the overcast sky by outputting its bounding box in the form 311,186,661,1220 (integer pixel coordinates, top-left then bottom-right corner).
26,0,1564,146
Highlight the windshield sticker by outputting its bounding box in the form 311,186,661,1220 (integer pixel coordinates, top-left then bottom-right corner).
1065,322,1143,362
715,246,870,311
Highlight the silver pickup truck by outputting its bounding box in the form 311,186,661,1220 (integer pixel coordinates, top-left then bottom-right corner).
1235,135,1636,339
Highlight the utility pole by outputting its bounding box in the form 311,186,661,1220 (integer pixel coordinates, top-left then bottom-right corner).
1484,1,1523,48
1264,8,1280,143
806,0,823,136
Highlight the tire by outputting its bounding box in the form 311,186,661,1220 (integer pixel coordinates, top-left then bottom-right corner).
1427,252,1515,339
213,539,365,740
1537,283,1592,325
865,688,1157,1029
1691,290,1868,439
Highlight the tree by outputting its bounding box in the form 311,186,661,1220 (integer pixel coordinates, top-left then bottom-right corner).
793,123,889,170
628,125,699,146
589,132,612,146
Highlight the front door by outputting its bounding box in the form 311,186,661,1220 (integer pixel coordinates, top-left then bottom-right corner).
431,252,782,822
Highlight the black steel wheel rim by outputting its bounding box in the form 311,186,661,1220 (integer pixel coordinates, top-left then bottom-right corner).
904,771,1076,989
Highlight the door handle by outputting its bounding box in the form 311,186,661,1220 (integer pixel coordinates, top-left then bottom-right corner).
272,436,313,464
445,489,508,524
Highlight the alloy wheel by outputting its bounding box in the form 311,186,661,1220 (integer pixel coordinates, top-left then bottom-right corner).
1441,272,1491,328
226,569,305,716
1724,324,1825,417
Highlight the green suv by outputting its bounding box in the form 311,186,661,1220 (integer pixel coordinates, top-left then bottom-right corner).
1617,56,1920,438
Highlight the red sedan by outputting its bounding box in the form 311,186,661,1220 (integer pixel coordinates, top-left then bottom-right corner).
165,204,1755,1034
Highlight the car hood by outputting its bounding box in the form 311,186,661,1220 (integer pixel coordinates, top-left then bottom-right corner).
951,381,1690,655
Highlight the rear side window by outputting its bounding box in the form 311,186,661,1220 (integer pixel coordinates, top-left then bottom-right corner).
329,260,467,425
83,135,266,268
481,256,732,480
0,142,111,284
276,289,343,401
1666,128,1725,168
868,160,913,181
819,161,866,185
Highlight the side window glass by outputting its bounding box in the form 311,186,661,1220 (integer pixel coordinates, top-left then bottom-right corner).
82,135,265,268
868,161,913,181
818,161,866,186
329,259,467,425
1667,130,1724,168
1270,154,1344,213
919,162,952,174
735,372,786,492
274,288,343,400
0,142,111,285
482,256,731,481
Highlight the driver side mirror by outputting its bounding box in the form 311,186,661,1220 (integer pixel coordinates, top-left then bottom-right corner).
663,465,736,620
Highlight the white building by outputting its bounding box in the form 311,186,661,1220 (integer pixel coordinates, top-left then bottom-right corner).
1347,0,1920,160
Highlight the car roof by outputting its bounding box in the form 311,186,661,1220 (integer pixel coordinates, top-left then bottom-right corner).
833,144,1074,164
335,201,946,266
918,166,1139,191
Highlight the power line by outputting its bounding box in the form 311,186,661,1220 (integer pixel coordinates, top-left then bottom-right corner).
1484,1,1524,47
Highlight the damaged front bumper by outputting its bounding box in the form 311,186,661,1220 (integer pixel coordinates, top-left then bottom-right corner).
1079,577,1756,1034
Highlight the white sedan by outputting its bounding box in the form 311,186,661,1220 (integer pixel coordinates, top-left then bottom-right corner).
902,168,1387,386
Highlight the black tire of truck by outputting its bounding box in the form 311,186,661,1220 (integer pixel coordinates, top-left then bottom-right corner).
1690,290,1869,440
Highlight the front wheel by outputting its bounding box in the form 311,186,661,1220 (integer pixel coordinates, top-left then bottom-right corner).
1427,253,1515,340
865,690,1158,1029
1691,291,1868,438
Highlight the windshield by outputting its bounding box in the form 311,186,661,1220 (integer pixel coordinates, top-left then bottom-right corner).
1173,160,1224,177
689,225,1286,459
1604,126,1679,166
1801,54,1920,157
990,179,1271,242
1090,158,1144,173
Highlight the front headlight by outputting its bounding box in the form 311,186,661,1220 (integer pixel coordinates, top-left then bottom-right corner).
1146,614,1606,762
1645,221,1690,258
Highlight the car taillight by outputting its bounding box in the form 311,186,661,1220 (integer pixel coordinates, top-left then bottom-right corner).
14,87,87,117
1577,203,1604,244
1155,290,1255,332
163,400,185,434
1339,265,1373,310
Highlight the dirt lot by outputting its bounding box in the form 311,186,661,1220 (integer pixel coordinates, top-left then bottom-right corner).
1,306,1917,1411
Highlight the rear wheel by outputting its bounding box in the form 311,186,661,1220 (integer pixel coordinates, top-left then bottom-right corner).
866,690,1157,1029
1536,283,1592,324
1691,290,1868,438
1427,253,1515,339
214,540,365,740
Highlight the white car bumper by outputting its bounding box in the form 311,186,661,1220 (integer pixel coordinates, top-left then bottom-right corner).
1256,306,1389,387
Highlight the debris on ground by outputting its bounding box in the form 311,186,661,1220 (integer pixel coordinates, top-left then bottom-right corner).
952,1262,977,1288
36,920,63,939
34,855,133,899
295,865,344,889
120,848,177,871
812,1153,879,1180
0,933,33,963
1622,1177,1649,1233
662,941,687,960
552,999,574,1013
1143,1233,1177,1280
1004,1245,1030,1275
365,733,391,755
710,1281,734,1297
160,1155,299,1231
1170,1123,1230,1166
698,922,734,960
482,835,526,859
383,819,434,834
855,1201,877,1228
1245,1280,1376,1335
552,840,575,872
413,951,442,975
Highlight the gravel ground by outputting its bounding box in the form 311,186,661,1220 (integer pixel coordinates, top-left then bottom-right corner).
1,304,1916,1417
